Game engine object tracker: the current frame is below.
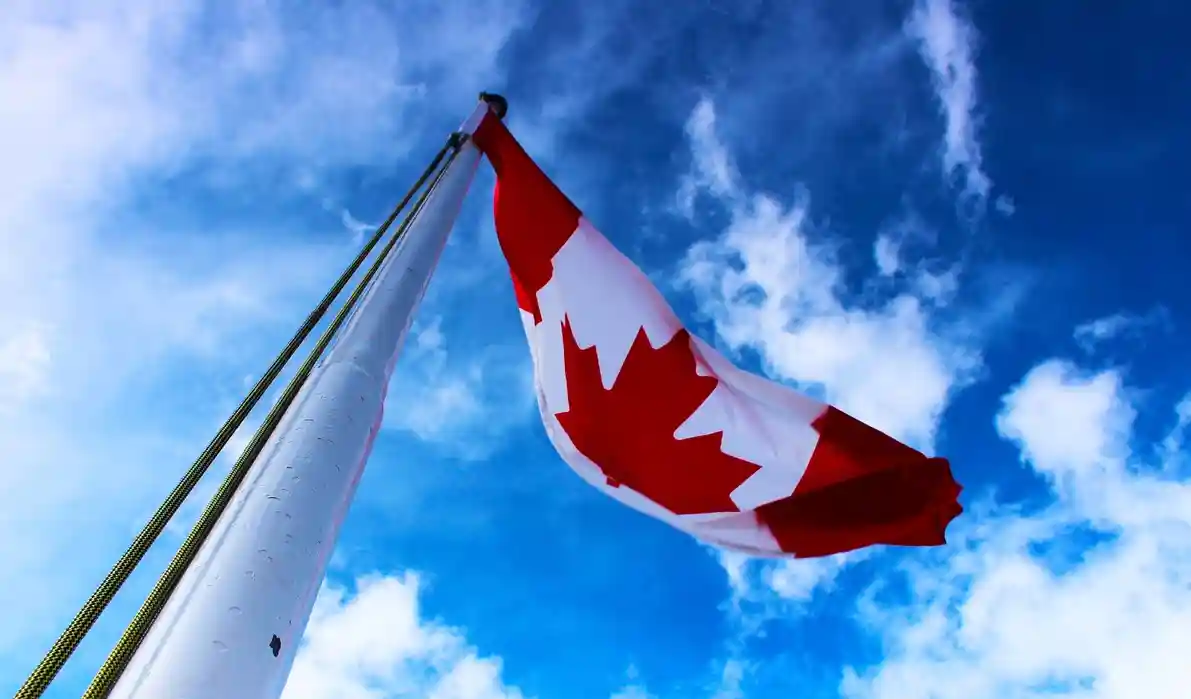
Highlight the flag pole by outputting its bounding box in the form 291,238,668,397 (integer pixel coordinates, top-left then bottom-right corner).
103,95,503,699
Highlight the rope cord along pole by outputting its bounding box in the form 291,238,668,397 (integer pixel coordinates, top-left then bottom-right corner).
13,136,458,699
80,141,463,699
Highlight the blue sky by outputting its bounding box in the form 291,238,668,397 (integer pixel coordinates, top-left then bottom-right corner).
2,0,1189,697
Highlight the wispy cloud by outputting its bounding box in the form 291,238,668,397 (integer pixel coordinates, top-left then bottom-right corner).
677,98,740,218
675,97,981,450
907,0,991,206
384,317,535,460
501,0,689,163
1073,307,1171,353
340,210,378,246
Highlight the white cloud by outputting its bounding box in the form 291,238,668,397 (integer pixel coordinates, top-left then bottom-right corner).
699,547,870,699
1073,308,1170,353
1074,314,1134,347
678,98,740,218
384,317,535,460
845,356,1191,699
0,0,524,678
341,209,379,246
873,234,902,277
717,548,866,613
907,0,991,204
996,361,1134,488
675,97,980,450
283,572,524,699
871,214,961,305
711,658,747,699
765,553,866,603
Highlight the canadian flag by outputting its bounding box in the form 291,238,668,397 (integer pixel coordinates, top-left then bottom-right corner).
472,114,962,558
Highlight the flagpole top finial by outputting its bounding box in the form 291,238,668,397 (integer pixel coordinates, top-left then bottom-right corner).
479,92,508,120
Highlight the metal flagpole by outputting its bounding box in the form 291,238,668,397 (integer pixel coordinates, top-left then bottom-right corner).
101,96,501,699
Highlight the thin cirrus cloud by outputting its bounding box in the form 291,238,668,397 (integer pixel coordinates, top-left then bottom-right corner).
907,0,992,205
1073,308,1172,353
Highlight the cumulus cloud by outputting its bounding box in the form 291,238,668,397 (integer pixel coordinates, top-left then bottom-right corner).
675,97,980,451
284,572,524,699
907,0,991,205
996,361,1134,489
844,355,1191,699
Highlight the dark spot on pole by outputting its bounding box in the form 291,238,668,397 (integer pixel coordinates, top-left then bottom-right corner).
270,634,282,657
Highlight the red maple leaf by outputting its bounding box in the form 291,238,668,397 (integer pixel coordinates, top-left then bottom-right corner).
554,317,761,515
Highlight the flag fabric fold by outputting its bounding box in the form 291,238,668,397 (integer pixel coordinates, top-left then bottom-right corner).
472,113,962,558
